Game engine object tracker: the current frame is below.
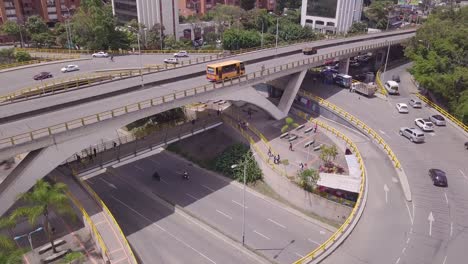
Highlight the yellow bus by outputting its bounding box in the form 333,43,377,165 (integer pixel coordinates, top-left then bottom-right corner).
206,60,245,82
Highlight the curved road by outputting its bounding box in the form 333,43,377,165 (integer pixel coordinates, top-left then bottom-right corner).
304,64,467,264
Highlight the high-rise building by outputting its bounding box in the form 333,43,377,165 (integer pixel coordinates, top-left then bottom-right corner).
178,0,276,17
111,0,179,37
0,0,80,25
300,0,363,33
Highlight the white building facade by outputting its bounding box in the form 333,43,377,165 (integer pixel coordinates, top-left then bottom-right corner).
300,0,363,34
111,0,179,36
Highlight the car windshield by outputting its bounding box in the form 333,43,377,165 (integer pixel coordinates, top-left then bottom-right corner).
401,106,407,109
434,115,444,120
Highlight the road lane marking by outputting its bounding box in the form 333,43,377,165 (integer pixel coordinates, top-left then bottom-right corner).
395,257,400,264
308,238,321,246
450,222,453,237
160,178,169,185
232,200,247,208
460,169,467,179
443,256,447,264
402,247,406,253
202,184,216,192
253,230,270,240
111,196,217,264
379,130,391,139
294,252,304,258
216,210,233,220
186,193,199,200
405,202,414,225
392,177,399,183
319,230,326,235
267,218,286,229
100,179,117,189
134,165,144,172
149,158,160,165
444,192,449,205
406,237,410,244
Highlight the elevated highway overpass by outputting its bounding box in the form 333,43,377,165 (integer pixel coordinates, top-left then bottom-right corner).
0,29,416,215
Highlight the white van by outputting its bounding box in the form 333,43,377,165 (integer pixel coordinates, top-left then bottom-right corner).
384,80,399,95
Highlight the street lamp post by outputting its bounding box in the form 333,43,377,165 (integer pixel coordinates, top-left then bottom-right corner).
261,20,264,48
14,226,43,251
128,25,144,87
231,153,256,246
275,17,279,51
383,40,391,80
65,7,73,53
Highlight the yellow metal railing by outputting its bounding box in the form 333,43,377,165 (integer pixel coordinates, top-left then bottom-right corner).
375,70,388,96
0,60,41,70
0,38,406,149
293,110,366,264
66,191,109,261
0,54,80,71
415,93,468,133
299,90,401,169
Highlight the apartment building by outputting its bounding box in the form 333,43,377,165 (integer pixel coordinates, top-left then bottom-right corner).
178,0,276,16
0,0,80,25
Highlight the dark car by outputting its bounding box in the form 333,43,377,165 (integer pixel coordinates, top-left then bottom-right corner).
429,169,448,187
465,142,468,150
33,72,53,80
392,75,401,83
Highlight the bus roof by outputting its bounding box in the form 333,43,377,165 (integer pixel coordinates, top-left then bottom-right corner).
207,60,243,68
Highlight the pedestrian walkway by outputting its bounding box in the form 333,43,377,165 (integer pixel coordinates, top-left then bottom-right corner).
52,169,133,264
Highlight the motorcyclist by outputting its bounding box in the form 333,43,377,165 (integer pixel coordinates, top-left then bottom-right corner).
182,171,189,180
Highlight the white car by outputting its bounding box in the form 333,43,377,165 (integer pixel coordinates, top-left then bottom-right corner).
61,64,79,73
415,118,434,131
399,127,425,143
92,51,109,58
396,103,409,113
409,99,422,108
173,51,188,57
429,114,446,126
164,58,179,64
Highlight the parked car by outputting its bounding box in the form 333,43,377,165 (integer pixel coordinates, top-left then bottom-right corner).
409,99,422,108
415,118,434,131
92,51,109,58
173,51,188,57
33,72,53,80
164,58,179,64
399,127,425,143
396,103,409,113
392,75,401,83
429,169,448,187
61,64,79,73
430,114,446,126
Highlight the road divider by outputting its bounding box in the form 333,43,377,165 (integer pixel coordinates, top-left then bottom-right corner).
291,109,366,264
298,90,411,202
0,37,409,150
414,93,468,133
375,70,388,96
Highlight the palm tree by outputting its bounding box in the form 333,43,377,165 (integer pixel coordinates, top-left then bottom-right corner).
0,234,25,264
10,180,75,253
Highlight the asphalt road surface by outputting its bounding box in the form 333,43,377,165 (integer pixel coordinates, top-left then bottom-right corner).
87,151,335,264
0,53,210,94
304,63,468,264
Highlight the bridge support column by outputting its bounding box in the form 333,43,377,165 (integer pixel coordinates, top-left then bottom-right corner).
338,58,350,75
277,70,307,116
374,49,386,70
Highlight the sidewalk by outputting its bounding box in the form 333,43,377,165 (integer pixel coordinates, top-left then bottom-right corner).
52,169,132,264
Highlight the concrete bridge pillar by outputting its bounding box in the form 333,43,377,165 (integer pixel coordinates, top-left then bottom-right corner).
374,49,386,70
277,70,307,115
338,58,350,75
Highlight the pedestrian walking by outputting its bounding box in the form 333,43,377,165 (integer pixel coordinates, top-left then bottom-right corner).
191,119,196,125
314,123,318,133
268,147,272,157
277,154,281,164
76,154,81,163
93,148,97,157
113,141,117,148
217,109,221,116
289,142,293,151
273,156,277,164
300,162,304,171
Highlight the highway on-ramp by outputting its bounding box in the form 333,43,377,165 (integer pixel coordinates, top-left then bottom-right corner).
304,64,468,264
85,151,336,264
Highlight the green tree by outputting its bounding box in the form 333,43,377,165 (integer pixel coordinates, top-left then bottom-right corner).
405,6,468,123
10,180,75,254
15,51,32,62
348,21,368,34
26,16,48,35
60,251,84,264
212,5,245,30
146,23,165,49
276,0,301,13
319,145,338,164
281,117,299,133
0,48,16,64
297,168,320,191
0,21,21,46
364,1,394,29
0,217,25,264
222,28,261,50
30,32,55,48
240,0,256,11
214,144,262,183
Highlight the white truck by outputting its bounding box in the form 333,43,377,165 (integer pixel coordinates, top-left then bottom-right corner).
351,81,377,97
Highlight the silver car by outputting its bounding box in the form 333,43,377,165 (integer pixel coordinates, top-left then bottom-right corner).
399,127,425,143
409,99,422,108
429,114,446,126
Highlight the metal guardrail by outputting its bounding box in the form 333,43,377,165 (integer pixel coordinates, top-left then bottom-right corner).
292,110,365,264
0,38,407,149
375,70,388,96
0,60,42,70
299,90,401,169
66,191,110,262
414,93,468,132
